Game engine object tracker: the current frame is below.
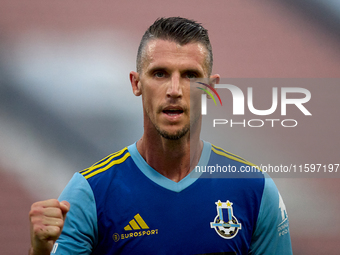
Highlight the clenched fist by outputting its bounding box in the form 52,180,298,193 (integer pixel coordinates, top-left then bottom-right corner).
29,199,70,255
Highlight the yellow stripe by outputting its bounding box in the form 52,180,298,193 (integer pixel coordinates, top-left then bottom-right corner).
129,219,141,230
84,152,131,179
211,147,260,169
124,225,132,231
134,214,149,229
79,168,89,174
212,144,246,162
80,151,123,174
92,149,124,167
81,148,128,176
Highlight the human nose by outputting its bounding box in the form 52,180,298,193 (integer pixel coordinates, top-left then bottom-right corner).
167,74,182,98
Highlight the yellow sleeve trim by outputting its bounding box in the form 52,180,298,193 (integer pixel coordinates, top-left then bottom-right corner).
211,146,261,170
83,152,131,179
211,144,247,162
80,147,128,175
80,147,130,179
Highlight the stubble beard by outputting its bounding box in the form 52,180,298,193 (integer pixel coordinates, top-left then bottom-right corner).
153,110,201,141
155,123,190,140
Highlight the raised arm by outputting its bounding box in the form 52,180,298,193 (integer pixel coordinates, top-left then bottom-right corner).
29,199,70,255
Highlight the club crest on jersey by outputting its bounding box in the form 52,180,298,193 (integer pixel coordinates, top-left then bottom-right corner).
210,200,242,239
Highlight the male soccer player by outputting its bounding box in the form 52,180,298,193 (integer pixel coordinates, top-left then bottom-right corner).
29,17,293,254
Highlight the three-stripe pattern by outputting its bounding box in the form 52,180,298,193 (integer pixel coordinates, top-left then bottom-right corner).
80,147,131,179
124,214,149,231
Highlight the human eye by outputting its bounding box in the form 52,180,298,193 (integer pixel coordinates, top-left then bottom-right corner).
185,72,199,79
153,70,166,78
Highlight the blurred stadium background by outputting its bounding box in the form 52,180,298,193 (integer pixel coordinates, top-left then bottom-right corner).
0,0,339,254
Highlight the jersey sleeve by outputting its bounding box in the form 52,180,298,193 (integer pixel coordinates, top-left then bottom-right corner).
50,172,98,255
249,174,293,255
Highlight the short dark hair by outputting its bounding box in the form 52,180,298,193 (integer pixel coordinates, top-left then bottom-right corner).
137,17,213,75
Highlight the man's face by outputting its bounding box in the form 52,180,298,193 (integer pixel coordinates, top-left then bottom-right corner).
135,39,209,140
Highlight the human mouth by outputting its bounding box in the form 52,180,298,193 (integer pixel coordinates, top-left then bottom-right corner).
162,106,184,117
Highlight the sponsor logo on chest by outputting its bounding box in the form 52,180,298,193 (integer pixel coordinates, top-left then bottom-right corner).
112,213,158,242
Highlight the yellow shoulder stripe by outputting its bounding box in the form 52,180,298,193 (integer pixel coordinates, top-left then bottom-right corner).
81,147,130,179
80,147,128,175
211,146,260,169
211,144,246,162
79,149,126,174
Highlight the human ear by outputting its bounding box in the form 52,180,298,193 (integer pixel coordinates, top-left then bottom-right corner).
204,74,220,99
209,74,220,88
130,71,142,96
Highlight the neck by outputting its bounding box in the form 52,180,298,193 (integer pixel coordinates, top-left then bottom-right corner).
136,130,203,182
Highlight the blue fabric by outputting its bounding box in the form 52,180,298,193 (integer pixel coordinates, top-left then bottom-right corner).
249,173,292,255
53,173,98,254
51,142,292,255
127,141,211,192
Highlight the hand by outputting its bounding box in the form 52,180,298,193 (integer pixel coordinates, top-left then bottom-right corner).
29,199,70,255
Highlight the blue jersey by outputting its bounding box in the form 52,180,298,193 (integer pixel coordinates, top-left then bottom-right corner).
52,141,292,254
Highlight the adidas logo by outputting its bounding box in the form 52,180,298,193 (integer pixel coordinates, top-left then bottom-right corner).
124,213,149,231
113,214,158,242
